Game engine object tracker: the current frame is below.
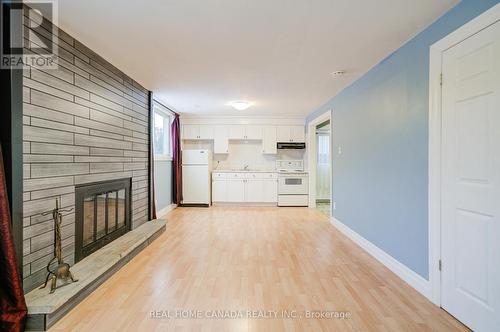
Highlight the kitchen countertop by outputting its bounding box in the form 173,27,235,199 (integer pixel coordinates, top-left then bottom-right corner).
213,169,277,173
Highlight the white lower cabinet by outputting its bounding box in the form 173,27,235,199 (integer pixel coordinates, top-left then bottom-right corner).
263,179,278,203
212,180,227,202
212,172,277,204
226,179,245,202
245,179,264,202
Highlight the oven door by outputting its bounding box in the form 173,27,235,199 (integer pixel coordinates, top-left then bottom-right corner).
278,175,308,195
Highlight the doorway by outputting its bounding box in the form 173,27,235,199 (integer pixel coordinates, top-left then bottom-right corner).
315,121,331,216
429,4,500,331
307,110,332,215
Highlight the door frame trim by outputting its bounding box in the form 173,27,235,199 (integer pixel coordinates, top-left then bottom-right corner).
428,3,500,306
307,110,332,211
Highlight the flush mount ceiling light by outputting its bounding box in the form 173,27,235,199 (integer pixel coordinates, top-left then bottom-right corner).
330,70,346,77
229,100,252,111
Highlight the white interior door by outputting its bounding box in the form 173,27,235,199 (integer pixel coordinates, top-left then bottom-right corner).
441,20,500,332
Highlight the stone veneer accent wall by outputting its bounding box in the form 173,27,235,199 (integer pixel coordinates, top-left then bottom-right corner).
21,10,150,292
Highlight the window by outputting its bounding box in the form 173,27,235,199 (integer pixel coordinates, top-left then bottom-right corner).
153,104,174,160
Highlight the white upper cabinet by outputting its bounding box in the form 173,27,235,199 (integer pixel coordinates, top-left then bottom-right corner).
182,122,304,153
245,125,262,140
290,126,305,142
277,126,290,142
229,125,262,140
262,126,277,154
277,125,305,143
213,125,229,154
182,124,214,140
182,124,199,139
199,125,214,139
229,125,245,140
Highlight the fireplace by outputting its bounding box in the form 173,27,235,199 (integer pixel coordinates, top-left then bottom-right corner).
75,178,132,262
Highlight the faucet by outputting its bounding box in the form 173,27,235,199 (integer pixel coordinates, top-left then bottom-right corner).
244,164,249,171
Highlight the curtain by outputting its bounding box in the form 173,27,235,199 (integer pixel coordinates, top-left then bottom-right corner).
316,133,331,200
171,113,182,204
0,146,27,332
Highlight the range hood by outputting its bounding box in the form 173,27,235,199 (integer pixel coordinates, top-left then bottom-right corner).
277,142,306,149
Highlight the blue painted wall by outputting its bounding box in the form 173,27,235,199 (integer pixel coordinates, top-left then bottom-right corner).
155,160,173,212
306,0,499,279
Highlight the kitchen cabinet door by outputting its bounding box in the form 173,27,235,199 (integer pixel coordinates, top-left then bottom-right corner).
245,125,262,140
212,180,227,202
277,126,291,142
263,179,278,203
213,125,229,154
226,179,245,202
229,125,245,140
245,179,264,202
290,126,305,143
262,126,277,154
199,125,214,139
182,125,199,139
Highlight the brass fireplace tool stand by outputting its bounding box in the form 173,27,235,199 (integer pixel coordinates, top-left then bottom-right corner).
39,198,78,293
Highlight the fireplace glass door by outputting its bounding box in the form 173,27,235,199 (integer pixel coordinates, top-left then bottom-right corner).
75,178,131,262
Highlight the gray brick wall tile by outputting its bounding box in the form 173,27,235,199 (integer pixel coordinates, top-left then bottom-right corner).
23,87,30,102
23,195,68,217
89,108,124,127
30,185,75,200
124,150,148,158
31,68,90,99
89,129,123,141
24,164,30,179
31,163,89,178
75,134,132,150
90,147,124,157
24,154,74,163
74,171,133,185
90,162,124,173
31,117,89,135
123,119,147,134
74,156,132,163
24,77,73,101
24,103,74,125
24,176,74,192
31,142,89,155
23,125,74,144
74,117,133,137
31,90,90,118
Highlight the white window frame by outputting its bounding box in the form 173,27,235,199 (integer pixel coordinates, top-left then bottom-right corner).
153,103,174,161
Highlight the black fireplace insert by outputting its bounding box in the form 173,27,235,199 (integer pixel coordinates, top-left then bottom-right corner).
74,178,131,262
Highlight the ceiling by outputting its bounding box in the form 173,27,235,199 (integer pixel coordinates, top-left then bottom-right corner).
58,0,458,117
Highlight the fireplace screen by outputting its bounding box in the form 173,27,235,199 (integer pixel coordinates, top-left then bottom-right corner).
75,178,131,262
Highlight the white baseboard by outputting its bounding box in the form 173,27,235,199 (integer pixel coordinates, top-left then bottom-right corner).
157,204,177,218
330,217,432,300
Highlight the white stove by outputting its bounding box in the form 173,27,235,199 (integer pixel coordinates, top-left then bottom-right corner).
276,160,309,207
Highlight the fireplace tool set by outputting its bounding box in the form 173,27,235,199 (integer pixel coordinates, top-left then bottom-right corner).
39,198,78,293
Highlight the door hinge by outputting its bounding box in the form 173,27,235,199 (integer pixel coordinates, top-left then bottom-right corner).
439,259,442,271
440,73,443,86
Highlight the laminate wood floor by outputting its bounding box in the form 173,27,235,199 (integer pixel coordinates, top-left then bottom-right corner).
50,207,468,332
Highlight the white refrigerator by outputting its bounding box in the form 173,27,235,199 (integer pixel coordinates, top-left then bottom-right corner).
182,149,212,205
